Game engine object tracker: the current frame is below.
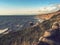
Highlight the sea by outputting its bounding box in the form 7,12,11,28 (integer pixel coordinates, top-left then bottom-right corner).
0,15,39,33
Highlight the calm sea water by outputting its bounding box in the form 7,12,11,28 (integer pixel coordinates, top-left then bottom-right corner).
0,15,38,31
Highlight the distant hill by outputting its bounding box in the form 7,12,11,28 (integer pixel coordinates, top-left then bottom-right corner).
36,10,60,20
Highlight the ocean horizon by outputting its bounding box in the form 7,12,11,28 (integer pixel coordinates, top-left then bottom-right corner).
0,15,38,32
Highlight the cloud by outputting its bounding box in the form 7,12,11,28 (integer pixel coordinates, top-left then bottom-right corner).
38,4,60,14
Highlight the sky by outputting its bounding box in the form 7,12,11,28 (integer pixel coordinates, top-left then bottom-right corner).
0,0,60,15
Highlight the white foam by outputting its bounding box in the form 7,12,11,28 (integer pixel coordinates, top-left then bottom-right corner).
0,28,8,34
